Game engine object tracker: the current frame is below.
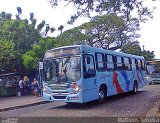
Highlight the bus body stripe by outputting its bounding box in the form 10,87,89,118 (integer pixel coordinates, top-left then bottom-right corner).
113,71,124,94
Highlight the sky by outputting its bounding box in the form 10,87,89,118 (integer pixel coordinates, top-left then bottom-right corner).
0,0,160,59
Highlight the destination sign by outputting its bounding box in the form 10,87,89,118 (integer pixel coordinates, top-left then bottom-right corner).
45,47,80,58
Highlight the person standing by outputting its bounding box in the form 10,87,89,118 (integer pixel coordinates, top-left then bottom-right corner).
32,78,40,97
18,78,24,96
23,75,29,95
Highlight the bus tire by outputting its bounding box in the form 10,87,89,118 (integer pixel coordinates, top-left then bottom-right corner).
133,81,138,94
98,85,107,102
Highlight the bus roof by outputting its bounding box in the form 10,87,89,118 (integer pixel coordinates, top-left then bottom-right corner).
46,45,144,59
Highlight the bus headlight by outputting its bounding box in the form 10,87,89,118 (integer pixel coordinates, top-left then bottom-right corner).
71,85,81,94
145,76,151,80
43,87,52,94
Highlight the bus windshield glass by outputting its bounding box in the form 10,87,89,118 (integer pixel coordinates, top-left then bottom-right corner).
146,61,160,75
44,56,81,83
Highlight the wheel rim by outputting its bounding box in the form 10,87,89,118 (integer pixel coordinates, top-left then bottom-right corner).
134,84,137,93
99,90,105,100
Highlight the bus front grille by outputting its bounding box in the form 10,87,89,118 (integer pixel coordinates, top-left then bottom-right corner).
53,95,67,99
50,86,68,90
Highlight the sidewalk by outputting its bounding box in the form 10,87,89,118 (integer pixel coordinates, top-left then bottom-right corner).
0,95,46,112
145,102,160,117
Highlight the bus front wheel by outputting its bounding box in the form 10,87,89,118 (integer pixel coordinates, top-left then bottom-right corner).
98,86,107,102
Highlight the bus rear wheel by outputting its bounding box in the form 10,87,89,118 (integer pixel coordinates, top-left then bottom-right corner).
98,86,107,102
133,82,138,94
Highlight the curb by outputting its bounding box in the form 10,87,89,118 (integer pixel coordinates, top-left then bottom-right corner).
145,102,160,117
0,101,48,112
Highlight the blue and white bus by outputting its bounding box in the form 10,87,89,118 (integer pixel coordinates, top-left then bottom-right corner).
42,45,146,103
146,60,160,84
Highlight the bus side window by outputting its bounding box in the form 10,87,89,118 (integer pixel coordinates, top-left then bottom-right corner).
138,59,142,71
141,60,145,70
131,58,136,70
135,59,138,70
129,58,132,70
95,53,105,71
83,54,96,78
116,56,123,71
124,57,132,71
106,54,115,71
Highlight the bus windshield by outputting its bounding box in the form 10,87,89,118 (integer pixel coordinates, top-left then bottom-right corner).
146,62,160,75
44,56,81,83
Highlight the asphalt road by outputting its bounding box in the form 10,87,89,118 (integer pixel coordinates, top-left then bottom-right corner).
0,84,160,117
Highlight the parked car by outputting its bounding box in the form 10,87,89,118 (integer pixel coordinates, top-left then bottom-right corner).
0,73,22,96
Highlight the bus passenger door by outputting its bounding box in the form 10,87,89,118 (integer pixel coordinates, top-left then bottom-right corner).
82,54,98,102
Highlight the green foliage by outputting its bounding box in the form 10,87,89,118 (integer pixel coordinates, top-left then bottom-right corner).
121,41,142,56
58,25,64,34
23,26,89,70
1,19,40,54
37,20,45,32
0,19,40,72
22,51,38,70
121,41,155,61
73,14,140,50
23,26,88,70
54,27,88,46
0,11,12,25
22,37,56,70
143,50,155,61
0,11,55,72
50,0,153,24
0,38,16,71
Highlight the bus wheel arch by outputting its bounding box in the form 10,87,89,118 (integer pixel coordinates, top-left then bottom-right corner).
98,84,107,101
133,80,138,94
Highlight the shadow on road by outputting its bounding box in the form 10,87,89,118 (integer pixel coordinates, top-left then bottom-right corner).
50,91,145,110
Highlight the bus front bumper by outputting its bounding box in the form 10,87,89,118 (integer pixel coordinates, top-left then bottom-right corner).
43,92,83,103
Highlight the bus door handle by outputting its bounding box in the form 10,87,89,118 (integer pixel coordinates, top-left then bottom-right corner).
94,79,97,85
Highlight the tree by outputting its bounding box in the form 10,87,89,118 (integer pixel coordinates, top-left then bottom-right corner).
54,26,87,46
22,37,56,70
0,19,41,72
1,19,40,54
0,11,12,25
15,7,22,20
0,38,16,72
22,26,87,70
37,20,46,32
29,13,37,28
50,27,56,33
74,14,140,50
58,25,64,34
121,41,155,60
142,50,155,61
37,20,55,36
0,11,55,72
17,7,22,15
49,0,153,24
121,41,142,56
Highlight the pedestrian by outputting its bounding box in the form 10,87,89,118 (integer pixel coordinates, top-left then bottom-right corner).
32,78,40,97
18,78,24,96
23,75,30,95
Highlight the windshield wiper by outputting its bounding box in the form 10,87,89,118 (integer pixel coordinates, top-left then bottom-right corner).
62,56,70,67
